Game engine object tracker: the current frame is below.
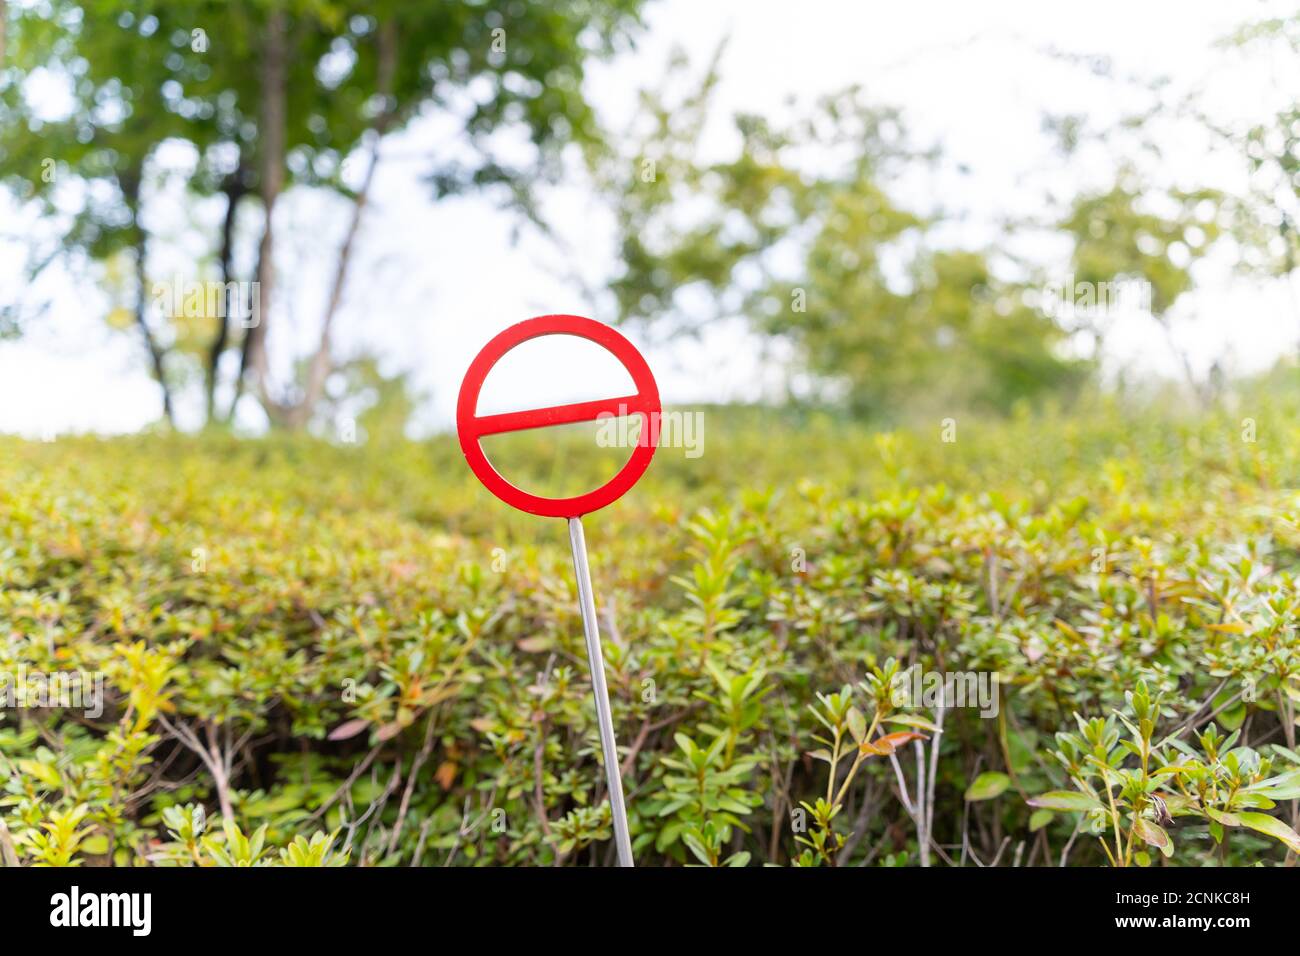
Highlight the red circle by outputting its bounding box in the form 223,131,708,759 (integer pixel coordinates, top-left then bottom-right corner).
456,315,661,518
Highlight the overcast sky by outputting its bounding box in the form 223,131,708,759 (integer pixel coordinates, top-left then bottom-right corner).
1,0,1297,437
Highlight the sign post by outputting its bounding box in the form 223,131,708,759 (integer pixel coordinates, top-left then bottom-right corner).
567,515,633,866
456,314,661,867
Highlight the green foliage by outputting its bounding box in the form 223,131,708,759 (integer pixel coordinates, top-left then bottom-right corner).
592,56,1088,419
152,803,348,866
1,0,649,241
1028,682,1300,866
3,386,1300,866
1054,174,1230,367
1221,10,1300,278
0,0,650,420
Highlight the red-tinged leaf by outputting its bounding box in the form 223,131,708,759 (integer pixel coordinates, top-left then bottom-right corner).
327,718,370,741
1132,817,1169,849
375,721,403,742
434,761,457,791
387,560,419,581
861,730,926,756
885,713,940,732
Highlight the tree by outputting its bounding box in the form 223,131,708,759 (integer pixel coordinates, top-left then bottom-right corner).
590,53,1085,420
0,0,650,429
1220,12,1300,341
1055,175,1227,399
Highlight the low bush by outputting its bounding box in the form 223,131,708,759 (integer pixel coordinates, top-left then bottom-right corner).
2,394,1299,866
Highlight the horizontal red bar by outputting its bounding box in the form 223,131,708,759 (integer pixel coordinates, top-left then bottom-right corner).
471,394,649,437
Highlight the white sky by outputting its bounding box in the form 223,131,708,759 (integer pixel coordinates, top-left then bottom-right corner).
1,0,1298,437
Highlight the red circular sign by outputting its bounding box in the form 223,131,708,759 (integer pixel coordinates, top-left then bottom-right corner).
456,315,661,518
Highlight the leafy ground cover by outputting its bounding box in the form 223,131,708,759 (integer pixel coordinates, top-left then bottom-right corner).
2,391,1300,866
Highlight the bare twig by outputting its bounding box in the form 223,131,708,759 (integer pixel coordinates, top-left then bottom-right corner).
410,817,433,867
387,710,439,858
0,818,20,867
306,742,383,824
157,715,237,825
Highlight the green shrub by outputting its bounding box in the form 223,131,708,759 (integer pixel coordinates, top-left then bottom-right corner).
2,393,1299,865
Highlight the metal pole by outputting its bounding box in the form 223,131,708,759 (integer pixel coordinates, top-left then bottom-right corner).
567,516,634,867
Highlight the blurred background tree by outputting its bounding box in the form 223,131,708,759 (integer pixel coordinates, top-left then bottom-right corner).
0,0,649,428
1219,13,1300,342
1,2,1296,434
1055,176,1229,400
585,10,1300,424
590,55,1088,420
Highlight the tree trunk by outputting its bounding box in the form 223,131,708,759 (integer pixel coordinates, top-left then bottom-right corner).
242,5,290,427
121,171,176,426
288,19,399,429
207,169,246,424
228,238,259,423
134,235,175,426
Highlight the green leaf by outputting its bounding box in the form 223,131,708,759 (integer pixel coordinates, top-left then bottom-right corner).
845,707,867,744
1236,812,1300,854
1204,807,1242,827
885,713,940,732
681,832,712,866
1235,793,1276,810
1248,769,1300,800
15,760,60,789
81,834,109,855
965,772,1011,802
1218,702,1247,731
1029,809,1055,832
1026,790,1102,812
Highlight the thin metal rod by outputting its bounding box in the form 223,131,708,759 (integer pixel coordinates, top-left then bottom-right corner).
567,516,634,867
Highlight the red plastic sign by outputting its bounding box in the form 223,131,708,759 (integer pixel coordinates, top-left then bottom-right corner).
456,315,661,518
